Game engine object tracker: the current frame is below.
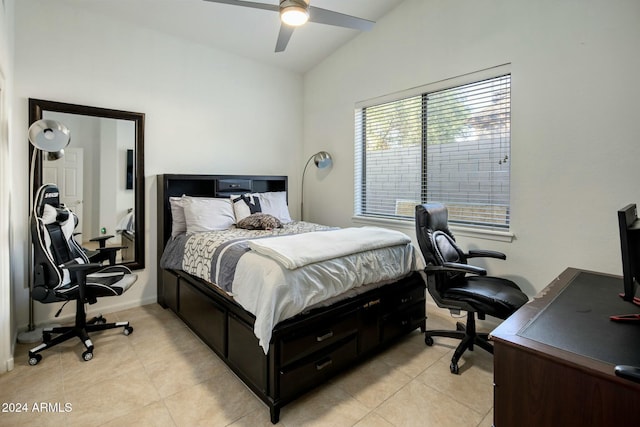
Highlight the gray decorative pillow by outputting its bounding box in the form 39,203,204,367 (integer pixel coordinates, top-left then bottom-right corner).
236,213,283,230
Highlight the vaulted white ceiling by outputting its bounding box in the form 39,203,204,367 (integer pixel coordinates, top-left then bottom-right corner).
56,0,405,73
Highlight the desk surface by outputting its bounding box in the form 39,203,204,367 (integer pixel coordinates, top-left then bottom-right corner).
517,269,640,366
492,267,640,378
491,268,640,427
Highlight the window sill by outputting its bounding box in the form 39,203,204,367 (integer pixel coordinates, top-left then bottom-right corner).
351,215,514,243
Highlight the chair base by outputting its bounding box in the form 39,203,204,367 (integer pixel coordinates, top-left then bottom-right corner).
27,311,133,365
424,312,493,374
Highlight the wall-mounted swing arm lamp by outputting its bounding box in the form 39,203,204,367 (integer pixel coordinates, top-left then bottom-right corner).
18,119,71,344
300,151,332,222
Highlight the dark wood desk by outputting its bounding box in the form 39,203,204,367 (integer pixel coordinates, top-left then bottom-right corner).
491,268,640,427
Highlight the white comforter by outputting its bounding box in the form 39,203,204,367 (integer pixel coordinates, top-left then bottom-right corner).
247,226,411,269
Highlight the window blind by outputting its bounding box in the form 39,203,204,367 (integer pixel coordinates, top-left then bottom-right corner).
354,73,511,230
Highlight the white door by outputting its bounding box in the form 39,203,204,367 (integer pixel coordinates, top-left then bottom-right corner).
43,147,84,233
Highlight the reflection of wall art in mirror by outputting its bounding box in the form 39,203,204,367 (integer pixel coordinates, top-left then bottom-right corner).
126,149,134,190
28,98,145,270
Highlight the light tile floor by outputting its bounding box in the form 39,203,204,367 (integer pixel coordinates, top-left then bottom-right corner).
0,303,495,427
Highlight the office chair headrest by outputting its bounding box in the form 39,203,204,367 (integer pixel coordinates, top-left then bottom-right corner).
34,184,61,217
416,203,455,268
416,203,452,235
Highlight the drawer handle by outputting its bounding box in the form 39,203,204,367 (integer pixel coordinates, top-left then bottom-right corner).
316,331,334,342
363,298,381,308
229,184,240,188
400,296,412,304
316,358,333,371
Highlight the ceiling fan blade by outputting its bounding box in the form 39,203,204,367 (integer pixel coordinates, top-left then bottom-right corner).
308,6,375,31
202,0,279,13
275,24,295,52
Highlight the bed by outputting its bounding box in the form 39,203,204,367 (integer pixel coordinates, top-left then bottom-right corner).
156,174,426,423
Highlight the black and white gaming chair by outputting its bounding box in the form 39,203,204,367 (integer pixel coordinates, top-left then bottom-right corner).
27,184,137,365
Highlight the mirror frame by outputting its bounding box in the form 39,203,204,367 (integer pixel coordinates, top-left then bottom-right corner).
28,98,145,270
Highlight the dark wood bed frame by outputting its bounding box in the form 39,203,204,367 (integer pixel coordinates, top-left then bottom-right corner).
156,174,426,423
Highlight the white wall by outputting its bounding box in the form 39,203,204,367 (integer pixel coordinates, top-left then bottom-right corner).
11,0,303,328
0,0,15,373
303,0,640,295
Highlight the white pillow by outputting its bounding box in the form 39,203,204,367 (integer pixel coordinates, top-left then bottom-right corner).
169,196,188,237
254,191,292,223
183,196,235,233
231,194,261,222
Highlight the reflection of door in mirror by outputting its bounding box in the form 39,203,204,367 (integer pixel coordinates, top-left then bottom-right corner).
43,111,135,254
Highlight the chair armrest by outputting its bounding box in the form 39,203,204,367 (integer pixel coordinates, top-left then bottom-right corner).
61,262,103,273
89,235,114,248
425,262,487,276
92,246,125,265
466,249,506,260
60,263,103,300
96,246,126,253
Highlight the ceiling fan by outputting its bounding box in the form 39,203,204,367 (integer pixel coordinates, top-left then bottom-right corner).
202,0,375,52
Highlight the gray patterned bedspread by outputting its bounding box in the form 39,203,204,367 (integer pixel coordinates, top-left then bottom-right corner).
160,221,336,292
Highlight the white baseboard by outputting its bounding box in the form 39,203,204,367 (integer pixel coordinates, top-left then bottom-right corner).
0,351,14,373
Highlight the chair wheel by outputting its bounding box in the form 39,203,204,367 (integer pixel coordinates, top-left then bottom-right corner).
82,351,93,362
123,326,133,336
96,316,106,325
450,362,459,374
28,354,42,366
425,335,434,346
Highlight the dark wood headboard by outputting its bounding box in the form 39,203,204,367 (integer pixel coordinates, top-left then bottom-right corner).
156,174,288,266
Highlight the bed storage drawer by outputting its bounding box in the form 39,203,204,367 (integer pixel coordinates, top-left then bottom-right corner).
161,270,179,312
217,179,252,193
279,312,358,366
384,284,425,312
279,336,357,401
228,313,268,392
179,283,226,355
381,302,426,342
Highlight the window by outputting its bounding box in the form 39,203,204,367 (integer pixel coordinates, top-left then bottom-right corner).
354,71,511,231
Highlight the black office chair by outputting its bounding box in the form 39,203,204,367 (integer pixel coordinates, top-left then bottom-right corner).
415,203,528,374
27,184,137,365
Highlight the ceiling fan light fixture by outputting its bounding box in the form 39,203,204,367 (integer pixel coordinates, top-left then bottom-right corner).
280,1,309,27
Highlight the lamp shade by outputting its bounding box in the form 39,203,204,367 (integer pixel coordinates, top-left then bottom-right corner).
301,150,332,221
28,119,71,152
313,151,332,169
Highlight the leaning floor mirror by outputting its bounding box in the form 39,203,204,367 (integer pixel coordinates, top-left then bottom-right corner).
28,98,145,270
